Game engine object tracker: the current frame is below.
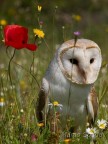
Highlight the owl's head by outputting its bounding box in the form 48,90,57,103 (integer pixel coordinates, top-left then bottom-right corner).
57,39,102,84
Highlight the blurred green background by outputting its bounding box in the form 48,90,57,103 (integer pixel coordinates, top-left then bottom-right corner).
0,0,108,60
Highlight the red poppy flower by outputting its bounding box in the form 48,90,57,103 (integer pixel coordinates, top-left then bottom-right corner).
4,25,37,51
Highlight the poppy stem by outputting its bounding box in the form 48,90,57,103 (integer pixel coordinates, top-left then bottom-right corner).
8,48,16,86
28,37,40,88
6,48,40,89
6,46,9,56
29,51,40,88
30,52,35,74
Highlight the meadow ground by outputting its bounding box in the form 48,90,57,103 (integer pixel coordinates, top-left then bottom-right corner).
0,1,108,144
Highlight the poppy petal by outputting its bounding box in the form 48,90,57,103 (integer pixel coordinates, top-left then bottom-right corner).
25,44,37,51
5,40,23,49
4,25,38,51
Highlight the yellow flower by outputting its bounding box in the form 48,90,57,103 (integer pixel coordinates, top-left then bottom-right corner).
20,80,27,89
48,101,63,110
0,19,7,26
64,138,71,143
37,122,44,127
53,101,59,106
38,5,42,12
0,98,4,102
33,29,45,38
72,14,82,22
0,98,5,106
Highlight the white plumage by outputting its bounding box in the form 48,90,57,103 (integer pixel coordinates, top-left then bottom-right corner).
36,39,102,131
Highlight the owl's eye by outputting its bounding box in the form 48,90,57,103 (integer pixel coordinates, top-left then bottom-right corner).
90,58,94,64
69,58,78,65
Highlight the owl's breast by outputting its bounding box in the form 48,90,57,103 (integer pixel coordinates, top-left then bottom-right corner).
45,59,91,126
49,81,90,127
48,80,90,127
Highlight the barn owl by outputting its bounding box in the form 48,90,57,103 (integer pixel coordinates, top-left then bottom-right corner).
36,39,102,131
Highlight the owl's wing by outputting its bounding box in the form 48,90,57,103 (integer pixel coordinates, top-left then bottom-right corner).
86,87,98,126
36,78,49,122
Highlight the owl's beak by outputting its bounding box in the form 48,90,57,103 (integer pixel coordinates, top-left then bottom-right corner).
80,69,87,84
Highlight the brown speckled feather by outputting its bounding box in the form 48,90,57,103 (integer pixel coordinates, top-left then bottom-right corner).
36,87,46,122
91,87,98,118
87,87,98,125
36,78,49,123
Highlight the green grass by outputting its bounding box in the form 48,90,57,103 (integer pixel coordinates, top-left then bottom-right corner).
0,1,108,144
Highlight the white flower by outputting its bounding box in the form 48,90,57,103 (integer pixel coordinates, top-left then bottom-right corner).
48,101,63,110
0,98,5,107
102,104,108,108
0,92,4,96
0,102,5,106
86,127,98,140
10,85,15,90
0,64,5,69
86,127,97,135
20,109,24,113
97,119,107,129
3,87,8,92
24,133,28,137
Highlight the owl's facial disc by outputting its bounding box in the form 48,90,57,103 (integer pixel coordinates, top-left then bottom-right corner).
58,39,102,84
